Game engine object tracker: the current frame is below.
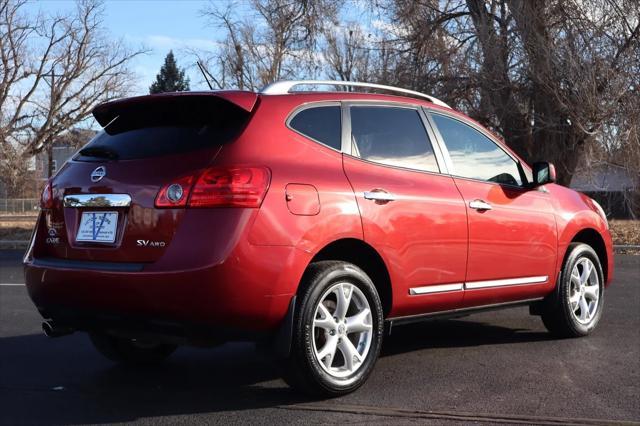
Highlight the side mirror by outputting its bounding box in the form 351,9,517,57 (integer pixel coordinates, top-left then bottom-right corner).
532,162,556,186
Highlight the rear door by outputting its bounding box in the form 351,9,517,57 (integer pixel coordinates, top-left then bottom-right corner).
37,93,255,263
427,111,557,307
342,104,468,318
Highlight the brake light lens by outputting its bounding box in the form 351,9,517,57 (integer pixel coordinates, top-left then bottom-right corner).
190,167,271,208
154,166,271,208
40,181,53,209
155,175,194,208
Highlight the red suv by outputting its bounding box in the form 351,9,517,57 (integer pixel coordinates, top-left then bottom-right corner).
24,80,613,395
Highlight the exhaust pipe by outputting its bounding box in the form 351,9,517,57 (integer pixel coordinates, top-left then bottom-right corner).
42,321,74,338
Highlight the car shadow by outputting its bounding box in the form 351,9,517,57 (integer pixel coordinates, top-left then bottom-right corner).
0,318,555,425
382,318,554,356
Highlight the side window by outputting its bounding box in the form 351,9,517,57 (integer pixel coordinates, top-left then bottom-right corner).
350,106,439,173
289,105,342,150
431,114,523,186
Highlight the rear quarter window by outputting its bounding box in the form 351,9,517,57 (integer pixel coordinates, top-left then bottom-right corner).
288,105,342,150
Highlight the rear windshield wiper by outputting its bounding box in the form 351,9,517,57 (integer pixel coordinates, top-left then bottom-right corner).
78,146,119,160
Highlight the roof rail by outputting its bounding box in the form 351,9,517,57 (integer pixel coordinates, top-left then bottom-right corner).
260,80,451,109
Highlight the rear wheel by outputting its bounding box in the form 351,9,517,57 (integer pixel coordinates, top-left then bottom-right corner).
541,243,604,337
89,332,177,365
284,261,384,396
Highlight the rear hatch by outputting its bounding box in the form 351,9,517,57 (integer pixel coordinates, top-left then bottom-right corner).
35,92,258,263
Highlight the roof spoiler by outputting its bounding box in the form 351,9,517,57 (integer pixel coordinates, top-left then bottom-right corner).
92,91,259,128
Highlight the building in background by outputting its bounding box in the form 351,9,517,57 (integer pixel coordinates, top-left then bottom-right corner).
0,128,96,201
571,163,638,219
36,128,97,182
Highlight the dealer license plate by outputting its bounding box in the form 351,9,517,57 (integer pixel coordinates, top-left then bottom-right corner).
76,211,118,243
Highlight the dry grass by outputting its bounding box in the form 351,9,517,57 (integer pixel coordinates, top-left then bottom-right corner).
0,212,38,216
0,221,35,240
609,220,639,254
0,221,34,248
0,219,34,249
609,220,640,246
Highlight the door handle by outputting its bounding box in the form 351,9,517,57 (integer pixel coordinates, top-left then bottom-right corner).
364,190,395,203
469,199,492,211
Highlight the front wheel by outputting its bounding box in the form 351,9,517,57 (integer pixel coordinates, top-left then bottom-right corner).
284,261,384,396
541,243,605,337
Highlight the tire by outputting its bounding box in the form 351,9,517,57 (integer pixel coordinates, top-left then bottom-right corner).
89,332,177,365
541,243,605,337
283,261,384,396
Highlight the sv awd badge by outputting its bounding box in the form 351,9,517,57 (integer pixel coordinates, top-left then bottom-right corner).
137,239,166,248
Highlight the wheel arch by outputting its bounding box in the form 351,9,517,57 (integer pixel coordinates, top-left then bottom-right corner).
568,228,609,284
305,238,393,316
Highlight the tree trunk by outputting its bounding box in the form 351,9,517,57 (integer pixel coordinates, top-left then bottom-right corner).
466,0,533,163
533,124,586,187
47,144,54,178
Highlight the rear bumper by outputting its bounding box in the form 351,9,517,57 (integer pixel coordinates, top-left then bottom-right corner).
24,240,310,337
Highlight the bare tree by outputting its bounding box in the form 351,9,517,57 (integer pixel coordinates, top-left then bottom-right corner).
196,0,638,198
324,26,374,82
378,0,639,187
199,0,337,90
0,0,145,195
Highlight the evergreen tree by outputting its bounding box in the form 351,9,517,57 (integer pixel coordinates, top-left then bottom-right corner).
149,51,190,94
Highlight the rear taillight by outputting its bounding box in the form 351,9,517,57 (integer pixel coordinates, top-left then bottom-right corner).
40,181,53,209
155,166,271,209
190,167,271,208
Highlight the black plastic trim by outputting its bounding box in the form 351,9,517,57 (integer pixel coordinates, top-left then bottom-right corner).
272,295,296,358
387,298,544,327
33,257,145,272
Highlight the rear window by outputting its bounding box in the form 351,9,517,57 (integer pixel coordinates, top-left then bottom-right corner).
289,105,342,150
77,96,249,161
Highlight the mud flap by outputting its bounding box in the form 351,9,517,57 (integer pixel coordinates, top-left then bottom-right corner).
271,296,296,359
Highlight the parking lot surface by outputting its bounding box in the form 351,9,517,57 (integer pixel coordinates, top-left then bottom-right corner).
1,251,638,425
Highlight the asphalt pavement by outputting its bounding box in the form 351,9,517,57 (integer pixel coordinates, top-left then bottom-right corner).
1,251,638,425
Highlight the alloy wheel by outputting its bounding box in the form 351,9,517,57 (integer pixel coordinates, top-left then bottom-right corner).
311,282,373,378
569,257,600,325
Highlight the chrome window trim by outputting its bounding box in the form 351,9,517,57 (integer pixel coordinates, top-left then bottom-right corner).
409,283,464,295
285,101,343,153
341,102,352,153
417,107,450,174
63,194,132,208
464,275,549,290
443,173,537,193
342,154,448,180
423,110,456,175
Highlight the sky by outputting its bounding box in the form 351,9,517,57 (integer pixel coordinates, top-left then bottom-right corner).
23,0,376,95
24,0,229,94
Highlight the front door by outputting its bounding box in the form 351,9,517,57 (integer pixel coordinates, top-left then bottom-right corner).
428,112,558,307
342,104,468,317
